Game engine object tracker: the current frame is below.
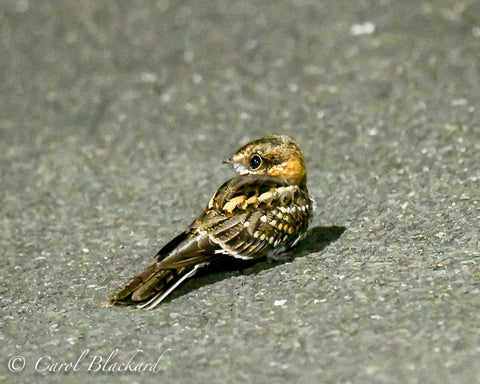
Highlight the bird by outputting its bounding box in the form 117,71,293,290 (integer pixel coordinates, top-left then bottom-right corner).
109,135,315,310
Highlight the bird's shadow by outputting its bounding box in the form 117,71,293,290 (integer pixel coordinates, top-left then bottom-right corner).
163,225,347,304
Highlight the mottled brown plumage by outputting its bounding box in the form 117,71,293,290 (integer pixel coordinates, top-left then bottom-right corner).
109,135,314,309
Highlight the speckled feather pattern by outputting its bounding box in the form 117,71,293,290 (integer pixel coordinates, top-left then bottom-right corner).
110,135,314,309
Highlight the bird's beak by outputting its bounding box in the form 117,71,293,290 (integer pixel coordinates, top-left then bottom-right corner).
223,158,233,165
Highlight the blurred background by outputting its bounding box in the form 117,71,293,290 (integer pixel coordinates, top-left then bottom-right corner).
1,1,479,383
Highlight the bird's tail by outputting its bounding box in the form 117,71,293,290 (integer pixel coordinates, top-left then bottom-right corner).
109,262,203,310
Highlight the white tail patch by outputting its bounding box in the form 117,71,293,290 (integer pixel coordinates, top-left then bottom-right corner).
136,263,206,310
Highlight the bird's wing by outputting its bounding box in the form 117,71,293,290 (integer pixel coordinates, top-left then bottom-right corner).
110,175,312,308
156,175,310,269
152,228,218,268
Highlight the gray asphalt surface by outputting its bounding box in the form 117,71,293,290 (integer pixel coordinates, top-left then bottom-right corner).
1,1,479,383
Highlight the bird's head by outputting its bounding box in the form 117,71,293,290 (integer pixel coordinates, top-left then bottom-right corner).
225,135,307,186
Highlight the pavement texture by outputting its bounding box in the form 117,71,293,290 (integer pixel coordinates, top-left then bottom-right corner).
1,1,479,383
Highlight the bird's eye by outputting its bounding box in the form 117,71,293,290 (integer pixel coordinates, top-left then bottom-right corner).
249,154,262,170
